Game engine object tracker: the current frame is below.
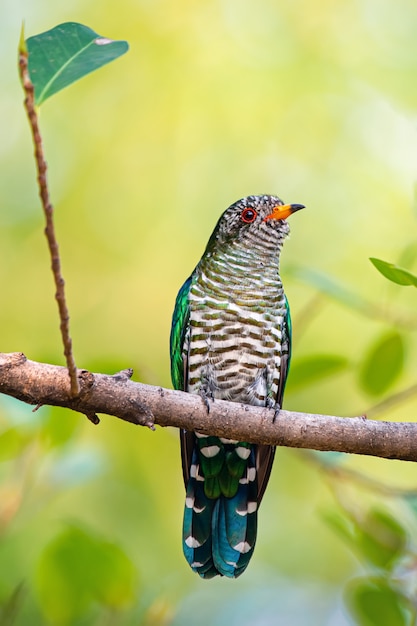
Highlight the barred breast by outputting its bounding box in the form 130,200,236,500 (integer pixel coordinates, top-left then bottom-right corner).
186,232,287,408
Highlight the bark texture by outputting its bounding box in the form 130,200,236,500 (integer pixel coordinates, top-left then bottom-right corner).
0,352,416,462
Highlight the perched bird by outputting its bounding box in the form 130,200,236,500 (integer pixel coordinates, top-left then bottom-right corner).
170,194,304,578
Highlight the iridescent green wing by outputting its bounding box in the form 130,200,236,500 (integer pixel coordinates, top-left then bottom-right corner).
171,276,195,488
170,276,192,391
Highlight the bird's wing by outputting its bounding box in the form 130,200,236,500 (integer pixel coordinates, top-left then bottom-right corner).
256,295,292,504
170,275,195,487
170,275,192,391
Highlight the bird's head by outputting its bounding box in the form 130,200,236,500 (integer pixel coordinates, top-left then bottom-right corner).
209,195,305,249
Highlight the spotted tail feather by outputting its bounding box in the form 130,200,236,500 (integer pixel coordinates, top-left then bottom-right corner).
183,447,218,578
212,447,258,577
183,441,258,578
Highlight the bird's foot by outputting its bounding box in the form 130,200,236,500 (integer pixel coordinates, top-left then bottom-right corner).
199,388,214,414
272,403,281,423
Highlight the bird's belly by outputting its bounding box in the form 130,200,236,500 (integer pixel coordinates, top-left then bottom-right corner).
187,312,284,407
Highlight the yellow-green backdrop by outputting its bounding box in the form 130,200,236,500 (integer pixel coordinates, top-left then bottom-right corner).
1,1,417,624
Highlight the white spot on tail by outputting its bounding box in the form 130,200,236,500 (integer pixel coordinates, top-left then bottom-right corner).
236,446,251,460
190,463,205,482
201,445,221,458
236,501,257,516
247,467,256,482
233,541,252,554
185,536,201,548
239,466,256,484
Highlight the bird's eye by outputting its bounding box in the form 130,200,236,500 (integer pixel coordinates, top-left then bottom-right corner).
241,208,257,223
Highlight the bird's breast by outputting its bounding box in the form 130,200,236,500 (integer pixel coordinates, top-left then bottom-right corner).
187,273,286,407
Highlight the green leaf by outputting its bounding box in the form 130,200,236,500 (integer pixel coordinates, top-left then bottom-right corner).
323,509,356,545
26,22,129,105
289,265,373,314
369,258,417,287
356,509,407,571
345,577,411,626
286,354,348,391
359,331,405,396
0,582,26,626
325,506,407,572
36,525,137,624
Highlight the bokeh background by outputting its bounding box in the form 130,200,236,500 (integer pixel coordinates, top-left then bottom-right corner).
1,0,417,624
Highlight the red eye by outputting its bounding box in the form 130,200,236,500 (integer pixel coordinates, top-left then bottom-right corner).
241,208,257,223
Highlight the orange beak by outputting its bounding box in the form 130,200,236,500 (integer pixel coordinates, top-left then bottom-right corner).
264,203,305,221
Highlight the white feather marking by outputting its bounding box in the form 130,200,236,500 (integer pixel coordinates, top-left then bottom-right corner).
271,327,283,340
233,541,252,554
190,463,205,482
201,445,221,458
185,536,201,548
236,501,258,516
185,496,194,509
235,446,251,460
228,302,264,323
247,467,256,482
190,339,209,350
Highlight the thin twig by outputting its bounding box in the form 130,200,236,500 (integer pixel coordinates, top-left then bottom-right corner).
364,383,417,419
303,449,417,498
18,39,79,396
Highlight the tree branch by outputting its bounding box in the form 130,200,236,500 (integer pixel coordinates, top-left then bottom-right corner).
1,352,417,462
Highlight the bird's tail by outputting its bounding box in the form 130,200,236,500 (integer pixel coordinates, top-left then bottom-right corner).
182,444,258,578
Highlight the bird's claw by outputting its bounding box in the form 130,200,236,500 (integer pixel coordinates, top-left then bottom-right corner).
273,404,281,423
199,388,213,414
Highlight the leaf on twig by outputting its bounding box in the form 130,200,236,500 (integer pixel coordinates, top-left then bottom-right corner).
369,257,417,287
36,525,137,623
359,331,405,397
345,577,411,626
26,22,129,105
289,265,374,314
356,509,407,572
286,354,348,391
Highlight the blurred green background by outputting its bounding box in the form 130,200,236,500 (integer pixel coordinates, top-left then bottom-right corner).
1,0,417,624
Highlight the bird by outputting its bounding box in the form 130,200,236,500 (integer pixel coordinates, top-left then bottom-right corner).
170,194,304,578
